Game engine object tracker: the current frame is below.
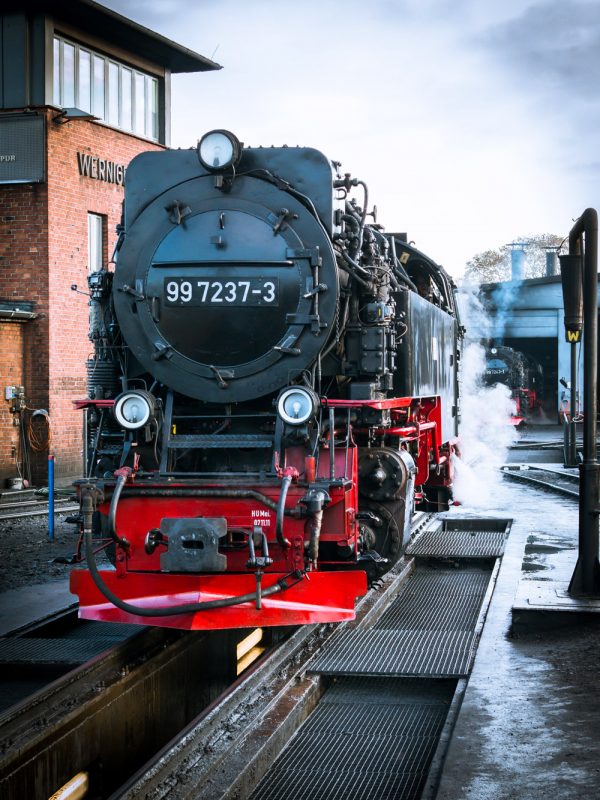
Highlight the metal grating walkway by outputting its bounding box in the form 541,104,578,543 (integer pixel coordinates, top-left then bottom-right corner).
405,525,507,558
375,568,490,630
251,677,455,800
249,518,508,800
310,629,476,677
0,638,121,665
310,566,491,677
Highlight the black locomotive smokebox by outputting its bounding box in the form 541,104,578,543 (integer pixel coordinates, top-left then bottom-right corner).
113,156,339,403
146,210,299,367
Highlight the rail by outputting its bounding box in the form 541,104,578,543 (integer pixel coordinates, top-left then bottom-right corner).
501,465,579,499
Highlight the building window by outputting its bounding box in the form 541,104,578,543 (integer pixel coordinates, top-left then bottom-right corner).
53,35,159,141
88,213,104,273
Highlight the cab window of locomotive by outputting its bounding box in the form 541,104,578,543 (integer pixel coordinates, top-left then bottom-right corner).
88,213,105,273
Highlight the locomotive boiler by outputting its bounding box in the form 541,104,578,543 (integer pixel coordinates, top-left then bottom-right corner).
71,130,461,630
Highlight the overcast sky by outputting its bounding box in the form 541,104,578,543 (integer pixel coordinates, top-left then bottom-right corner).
102,0,600,278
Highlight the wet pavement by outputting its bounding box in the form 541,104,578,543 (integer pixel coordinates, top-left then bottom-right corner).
437,440,600,799
505,422,576,464
0,581,74,635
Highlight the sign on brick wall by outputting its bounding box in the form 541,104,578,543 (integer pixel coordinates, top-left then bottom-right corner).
0,114,45,184
77,152,126,185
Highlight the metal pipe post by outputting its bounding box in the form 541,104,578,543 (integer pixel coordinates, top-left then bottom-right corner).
570,341,578,465
568,208,600,595
48,454,55,541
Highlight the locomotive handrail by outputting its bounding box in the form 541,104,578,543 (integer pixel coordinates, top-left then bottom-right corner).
104,485,281,511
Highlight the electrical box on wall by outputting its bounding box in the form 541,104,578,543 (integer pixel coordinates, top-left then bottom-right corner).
5,386,25,418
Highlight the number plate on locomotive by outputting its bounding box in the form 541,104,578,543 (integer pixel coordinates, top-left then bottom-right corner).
164,278,279,306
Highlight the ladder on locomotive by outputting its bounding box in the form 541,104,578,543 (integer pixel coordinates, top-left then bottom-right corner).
158,390,275,475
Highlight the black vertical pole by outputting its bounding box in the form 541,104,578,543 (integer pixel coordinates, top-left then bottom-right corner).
568,208,600,595
570,341,577,464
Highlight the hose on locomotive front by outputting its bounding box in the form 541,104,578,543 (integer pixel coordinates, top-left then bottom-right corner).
81,485,305,617
108,471,131,549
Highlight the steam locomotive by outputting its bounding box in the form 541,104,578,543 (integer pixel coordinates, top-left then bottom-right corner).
71,130,461,630
483,345,543,423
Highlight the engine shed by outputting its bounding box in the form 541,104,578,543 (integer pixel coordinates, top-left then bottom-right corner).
481,273,600,421
0,0,220,486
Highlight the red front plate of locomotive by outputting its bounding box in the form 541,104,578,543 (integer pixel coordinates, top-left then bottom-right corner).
70,569,368,630
70,468,365,630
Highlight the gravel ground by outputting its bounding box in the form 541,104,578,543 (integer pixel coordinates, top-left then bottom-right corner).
0,512,84,592
0,499,114,593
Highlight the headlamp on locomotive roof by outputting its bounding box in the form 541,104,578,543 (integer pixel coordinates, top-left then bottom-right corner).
113,391,156,430
277,386,319,426
197,130,242,171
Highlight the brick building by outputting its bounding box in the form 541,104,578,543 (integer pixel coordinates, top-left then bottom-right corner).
0,0,219,486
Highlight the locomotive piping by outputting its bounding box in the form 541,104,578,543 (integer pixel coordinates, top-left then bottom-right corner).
108,473,131,549
276,475,292,547
307,508,324,568
104,486,279,512
338,250,371,288
392,260,418,293
356,180,369,251
241,169,323,225
82,488,304,616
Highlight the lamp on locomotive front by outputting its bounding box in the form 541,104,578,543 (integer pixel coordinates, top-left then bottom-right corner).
113,390,157,430
197,130,243,171
277,386,319,426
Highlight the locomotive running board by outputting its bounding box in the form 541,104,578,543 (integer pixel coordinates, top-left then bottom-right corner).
70,570,368,631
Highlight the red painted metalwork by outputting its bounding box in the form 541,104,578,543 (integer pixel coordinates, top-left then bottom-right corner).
69,390,456,630
73,398,116,409
322,397,412,410
70,569,367,630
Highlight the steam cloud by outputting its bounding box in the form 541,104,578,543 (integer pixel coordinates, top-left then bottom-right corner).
453,287,520,507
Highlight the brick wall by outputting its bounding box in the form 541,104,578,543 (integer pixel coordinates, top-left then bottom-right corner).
0,180,49,486
0,323,25,484
46,110,163,480
0,108,163,486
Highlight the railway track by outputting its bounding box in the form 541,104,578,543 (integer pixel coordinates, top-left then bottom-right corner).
0,495,78,521
501,464,579,499
0,607,137,714
0,513,511,799
0,611,271,799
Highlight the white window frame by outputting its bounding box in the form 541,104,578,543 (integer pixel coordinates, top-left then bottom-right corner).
88,213,104,274
53,35,159,141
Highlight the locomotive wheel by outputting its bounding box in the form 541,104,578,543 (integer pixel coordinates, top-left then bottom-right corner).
358,447,410,502
358,499,403,571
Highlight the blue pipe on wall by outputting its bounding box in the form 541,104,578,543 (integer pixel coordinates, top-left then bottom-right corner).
48,454,54,541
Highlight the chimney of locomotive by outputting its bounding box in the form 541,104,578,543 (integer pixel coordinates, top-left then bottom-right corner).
509,243,526,281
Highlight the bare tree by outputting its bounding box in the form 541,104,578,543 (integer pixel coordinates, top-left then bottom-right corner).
463,233,564,284
463,246,510,284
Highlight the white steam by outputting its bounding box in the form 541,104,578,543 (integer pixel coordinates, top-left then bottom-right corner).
491,279,522,340
453,287,520,507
